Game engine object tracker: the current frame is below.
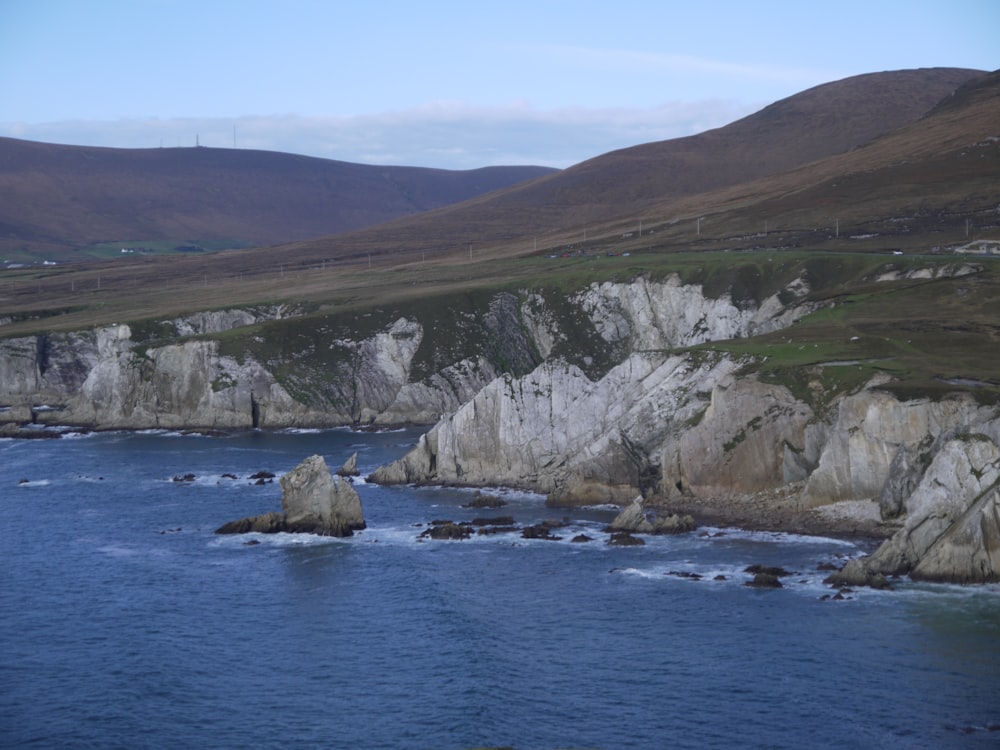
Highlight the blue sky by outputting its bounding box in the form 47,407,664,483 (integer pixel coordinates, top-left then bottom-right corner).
1,0,996,169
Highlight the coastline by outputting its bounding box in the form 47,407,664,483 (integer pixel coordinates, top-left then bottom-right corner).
662,483,900,543
3,421,900,542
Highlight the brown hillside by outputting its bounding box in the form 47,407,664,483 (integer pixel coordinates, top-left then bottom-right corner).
504,67,985,218
271,67,986,261
0,139,555,261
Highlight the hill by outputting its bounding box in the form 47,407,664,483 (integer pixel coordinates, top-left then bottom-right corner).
260,66,989,265
0,139,555,262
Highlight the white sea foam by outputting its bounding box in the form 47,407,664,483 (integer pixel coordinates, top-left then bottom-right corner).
59,430,102,440
210,531,350,549
700,526,858,547
16,479,51,488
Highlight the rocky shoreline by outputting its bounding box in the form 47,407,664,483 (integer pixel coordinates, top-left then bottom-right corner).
660,483,901,542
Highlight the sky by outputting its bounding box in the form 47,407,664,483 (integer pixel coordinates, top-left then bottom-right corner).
0,0,997,170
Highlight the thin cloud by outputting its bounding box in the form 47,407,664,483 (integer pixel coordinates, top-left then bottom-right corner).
534,43,840,86
0,99,759,170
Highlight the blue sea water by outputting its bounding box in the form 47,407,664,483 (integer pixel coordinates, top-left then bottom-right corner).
2,427,999,750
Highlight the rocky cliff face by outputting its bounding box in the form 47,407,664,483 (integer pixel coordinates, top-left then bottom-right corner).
3,271,998,581
370,272,819,499
0,311,498,430
0,274,808,431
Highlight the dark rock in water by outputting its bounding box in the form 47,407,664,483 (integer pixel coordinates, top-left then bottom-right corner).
477,525,520,536
419,521,471,540
816,561,839,571
216,455,365,537
668,570,703,580
470,516,515,527
824,560,894,590
172,473,196,482
222,473,238,480
216,511,287,535
607,531,645,546
0,424,61,439
745,572,783,588
462,491,507,509
744,564,792,577
714,574,727,581
571,534,594,543
248,470,275,480
521,524,563,541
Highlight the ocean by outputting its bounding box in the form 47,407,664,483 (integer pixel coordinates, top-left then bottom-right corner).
2,427,999,749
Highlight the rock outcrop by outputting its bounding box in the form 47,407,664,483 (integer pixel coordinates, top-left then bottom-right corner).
216,454,365,537
608,498,696,535
832,433,1000,584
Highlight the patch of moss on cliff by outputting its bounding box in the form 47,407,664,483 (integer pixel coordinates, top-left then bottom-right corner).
523,285,622,381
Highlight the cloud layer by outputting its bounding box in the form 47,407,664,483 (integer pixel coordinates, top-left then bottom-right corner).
0,100,758,170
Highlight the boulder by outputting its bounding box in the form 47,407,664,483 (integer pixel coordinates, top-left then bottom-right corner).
823,559,893,590
651,513,696,535
609,498,654,533
336,452,360,477
610,499,696,535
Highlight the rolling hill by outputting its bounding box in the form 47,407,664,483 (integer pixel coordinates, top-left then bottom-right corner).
0,139,555,262
265,66,991,264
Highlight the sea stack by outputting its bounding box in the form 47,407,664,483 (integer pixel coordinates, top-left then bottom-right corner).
216,454,365,537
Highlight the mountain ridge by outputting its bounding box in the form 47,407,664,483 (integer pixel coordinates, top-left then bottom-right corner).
0,138,556,261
